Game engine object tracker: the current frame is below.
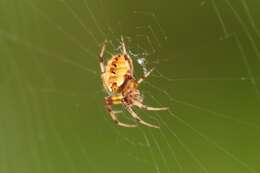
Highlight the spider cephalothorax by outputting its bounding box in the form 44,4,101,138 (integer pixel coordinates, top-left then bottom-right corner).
99,37,168,128
121,79,143,104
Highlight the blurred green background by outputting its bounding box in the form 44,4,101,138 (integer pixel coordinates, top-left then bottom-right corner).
0,0,260,173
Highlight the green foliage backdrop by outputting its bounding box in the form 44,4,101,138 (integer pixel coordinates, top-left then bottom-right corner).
0,0,260,173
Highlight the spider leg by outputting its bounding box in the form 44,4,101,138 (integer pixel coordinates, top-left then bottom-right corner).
99,40,107,73
134,101,168,111
125,106,160,129
142,106,168,111
106,105,137,128
137,67,155,84
113,110,123,114
105,97,137,128
121,36,127,55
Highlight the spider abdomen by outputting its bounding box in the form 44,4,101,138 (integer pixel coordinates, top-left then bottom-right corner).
102,54,133,93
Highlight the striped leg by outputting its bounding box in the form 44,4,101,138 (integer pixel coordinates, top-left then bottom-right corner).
125,106,160,129
105,97,137,128
99,40,107,73
133,101,168,111
137,67,155,84
121,36,127,55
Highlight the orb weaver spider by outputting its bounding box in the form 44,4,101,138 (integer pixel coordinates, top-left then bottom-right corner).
99,37,168,128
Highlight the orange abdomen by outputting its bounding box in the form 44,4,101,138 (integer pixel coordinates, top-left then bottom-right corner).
102,54,133,93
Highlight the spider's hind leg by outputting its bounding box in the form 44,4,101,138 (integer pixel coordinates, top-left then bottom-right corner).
99,40,107,73
137,67,155,84
120,36,127,55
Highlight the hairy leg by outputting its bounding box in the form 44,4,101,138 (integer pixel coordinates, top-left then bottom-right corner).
121,36,127,55
99,40,107,73
134,101,168,111
137,67,155,84
105,97,137,128
125,105,160,128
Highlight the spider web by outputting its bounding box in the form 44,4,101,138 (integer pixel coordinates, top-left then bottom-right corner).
0,0,260,173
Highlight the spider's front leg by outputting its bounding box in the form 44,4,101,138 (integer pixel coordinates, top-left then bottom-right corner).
134,101,168,111
105,96,137,128
124,105,160,129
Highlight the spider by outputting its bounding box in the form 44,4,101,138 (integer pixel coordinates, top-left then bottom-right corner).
99,37,168,128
